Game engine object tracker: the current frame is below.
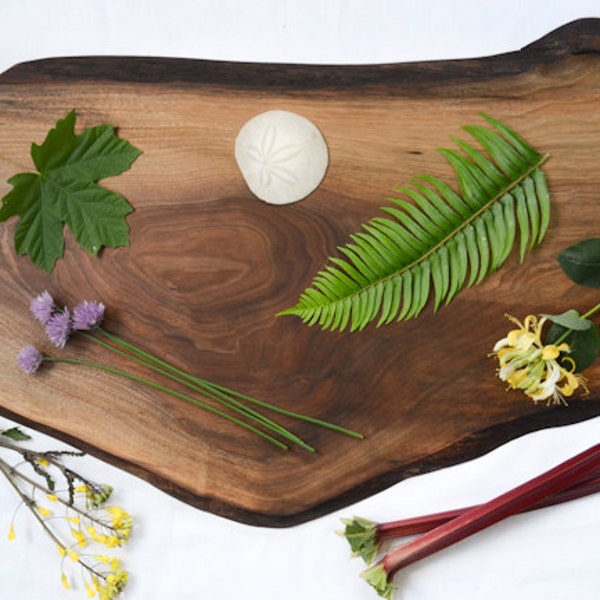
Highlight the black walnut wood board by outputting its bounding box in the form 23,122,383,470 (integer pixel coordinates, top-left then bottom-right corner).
0,19,599,526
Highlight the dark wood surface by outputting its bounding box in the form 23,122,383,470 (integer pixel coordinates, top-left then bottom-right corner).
0,19,598,526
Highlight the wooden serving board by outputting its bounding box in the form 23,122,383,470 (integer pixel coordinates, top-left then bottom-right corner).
0,20,599,526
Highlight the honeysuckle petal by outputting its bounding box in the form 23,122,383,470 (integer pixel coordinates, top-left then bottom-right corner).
528,361,562,401
541,344,562,360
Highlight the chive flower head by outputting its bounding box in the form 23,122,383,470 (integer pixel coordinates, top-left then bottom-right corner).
17,345,43,374
30,290,57,325
45,308,72,348
73,300,105,331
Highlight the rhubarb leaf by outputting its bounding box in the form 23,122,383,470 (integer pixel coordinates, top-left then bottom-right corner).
0,109,141,273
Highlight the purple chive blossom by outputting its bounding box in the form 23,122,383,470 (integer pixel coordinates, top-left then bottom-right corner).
29,291,57,325
17,346,43,375
45,308,72,348
72,300,105,331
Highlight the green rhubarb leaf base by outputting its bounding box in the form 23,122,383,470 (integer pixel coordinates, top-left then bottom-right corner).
340,516,380,564
361,563,395,600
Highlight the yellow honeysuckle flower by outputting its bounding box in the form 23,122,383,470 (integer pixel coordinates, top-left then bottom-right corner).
492,313,587,405
7,523,16,540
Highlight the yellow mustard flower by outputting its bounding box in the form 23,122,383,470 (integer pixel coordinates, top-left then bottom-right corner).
7,522,16,540
36,505,52,517
67,548,80,563
492,314,588,405
94,554,111,564
84,581,97,598
98,568,128,600
71,527,88,547
61,573,70,590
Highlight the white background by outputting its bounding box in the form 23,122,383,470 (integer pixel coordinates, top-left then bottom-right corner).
0,2,599,599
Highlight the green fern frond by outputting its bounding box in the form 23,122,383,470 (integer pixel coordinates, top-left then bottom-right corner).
277,113,550,332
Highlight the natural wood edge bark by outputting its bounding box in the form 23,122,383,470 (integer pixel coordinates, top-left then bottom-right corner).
0,19,597,91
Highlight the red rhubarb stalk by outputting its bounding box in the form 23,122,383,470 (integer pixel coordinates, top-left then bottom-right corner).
361,444,600,599
376,469,600,539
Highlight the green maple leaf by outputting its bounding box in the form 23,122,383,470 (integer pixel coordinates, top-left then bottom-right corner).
0,109,142,272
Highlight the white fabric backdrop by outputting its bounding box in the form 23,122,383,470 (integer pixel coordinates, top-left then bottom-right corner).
0,2,599,599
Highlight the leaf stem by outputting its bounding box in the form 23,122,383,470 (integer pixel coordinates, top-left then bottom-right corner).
582,301,600,320
79,331,315,452
95,327,363,440
43,356,291,451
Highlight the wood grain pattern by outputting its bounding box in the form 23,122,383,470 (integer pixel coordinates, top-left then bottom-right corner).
0,19,599,526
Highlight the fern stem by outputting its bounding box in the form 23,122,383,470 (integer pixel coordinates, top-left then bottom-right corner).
400,155,549,278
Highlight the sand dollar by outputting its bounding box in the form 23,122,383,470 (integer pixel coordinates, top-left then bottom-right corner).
234,110,329,205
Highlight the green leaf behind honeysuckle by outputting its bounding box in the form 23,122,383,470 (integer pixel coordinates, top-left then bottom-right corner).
558,238,600,289
546,321,600,372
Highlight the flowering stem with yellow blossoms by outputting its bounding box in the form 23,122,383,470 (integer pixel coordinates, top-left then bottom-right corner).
0,425,131,598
